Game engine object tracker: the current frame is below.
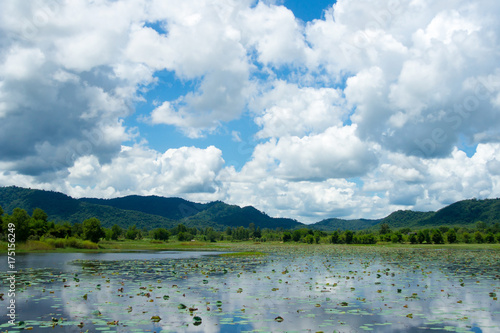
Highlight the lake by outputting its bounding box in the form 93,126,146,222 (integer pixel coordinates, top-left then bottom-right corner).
1,246,499,332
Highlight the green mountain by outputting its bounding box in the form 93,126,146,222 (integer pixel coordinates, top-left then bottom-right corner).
183,202,302,229
378,198,500,229
1,186,499,231
0,186,178,230
0,186,303,230
80,195,213,221
310,218,382,231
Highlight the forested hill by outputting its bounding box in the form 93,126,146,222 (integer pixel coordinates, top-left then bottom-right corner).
0,186,499,231
0,186,303,230
379,198,500,229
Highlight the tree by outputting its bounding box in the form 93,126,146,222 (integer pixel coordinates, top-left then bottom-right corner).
462,232,471,243
282,232,292,242
152,228,170,241
485,233,495,243
82,218,105,243
476,221,487,232
72,223,83,238
304,234,314,244
111,224,123,240
474,231,484,243
330,231,339,244
344,230,354,244
446,229,457,244
126,225,139,240
292,230,302,242
379,223,391,235
409,233,418,244
0,205,3,234
417,230,425,244
32,208,48,222
253,226,262,239
4,208,31,242
431,229,444,244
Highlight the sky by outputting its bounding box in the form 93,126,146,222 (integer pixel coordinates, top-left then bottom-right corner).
1,0,500,223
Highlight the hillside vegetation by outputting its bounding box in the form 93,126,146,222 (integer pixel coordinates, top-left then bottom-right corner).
1,186,499,231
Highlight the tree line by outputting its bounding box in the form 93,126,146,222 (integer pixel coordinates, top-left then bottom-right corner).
1,206,500,246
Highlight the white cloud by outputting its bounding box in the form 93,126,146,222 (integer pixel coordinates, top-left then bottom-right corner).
239,2,310,66
1,0,500,223
251,81,345,138
64,145,224,199
237,125,377,181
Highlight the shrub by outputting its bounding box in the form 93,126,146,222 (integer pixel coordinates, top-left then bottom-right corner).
409,233,418,244
304,234,314,244
23,240,55,251
462,232,471,243
431,229,444,244
474,231,484,244
446,230,457,244
282,232,292,242
485,233,495,243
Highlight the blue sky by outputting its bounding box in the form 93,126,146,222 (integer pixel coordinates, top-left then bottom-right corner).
1,0,499,222
129,0,339,171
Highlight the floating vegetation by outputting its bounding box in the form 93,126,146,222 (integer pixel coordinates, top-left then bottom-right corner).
0,246,499,332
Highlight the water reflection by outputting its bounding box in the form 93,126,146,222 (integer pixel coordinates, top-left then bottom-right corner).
0,248,499,332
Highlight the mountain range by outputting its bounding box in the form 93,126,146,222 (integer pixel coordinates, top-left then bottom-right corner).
0,186,499,231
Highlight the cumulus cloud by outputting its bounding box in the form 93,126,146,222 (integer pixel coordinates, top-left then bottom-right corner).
251,80,346,138
242,126,377,181
311,0,500,158
1,0,500,222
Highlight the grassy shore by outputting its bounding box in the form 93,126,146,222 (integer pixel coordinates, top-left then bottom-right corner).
1,238,499,254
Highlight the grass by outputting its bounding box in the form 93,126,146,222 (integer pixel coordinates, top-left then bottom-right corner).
1,239,498,253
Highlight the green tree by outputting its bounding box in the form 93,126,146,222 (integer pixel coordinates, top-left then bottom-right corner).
282,232,292,242
49,222,72,238
344,230,354,244
474,231,484,243
462,232,471,243
4,208,31,242
32,208,48,222
82,218,105,243
253,226,262,239
304,234,314,244
379,223,391,235
111,224,123,240
391,232,403,243
476,221,487,232
126,225,139,240
485,232,495,243
330,231,339,244
417,230,425,244
409,233,418,244
446,229,457,244
29,218,49,237
292,229,302,242
0,205,3,234
431,229,444,244
72,223,83,238
152,228,171,241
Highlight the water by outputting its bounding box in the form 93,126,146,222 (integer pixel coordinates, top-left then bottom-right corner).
1,247,499,332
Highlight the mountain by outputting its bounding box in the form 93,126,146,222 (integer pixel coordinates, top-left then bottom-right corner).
80,195,213,221
310,218,382,231
378,198,500,229
1,186,499,231
0,186,178,230
183,202,302,229
0,186,303,230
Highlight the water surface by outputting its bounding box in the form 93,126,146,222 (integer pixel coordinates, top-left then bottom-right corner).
1,247,499,332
